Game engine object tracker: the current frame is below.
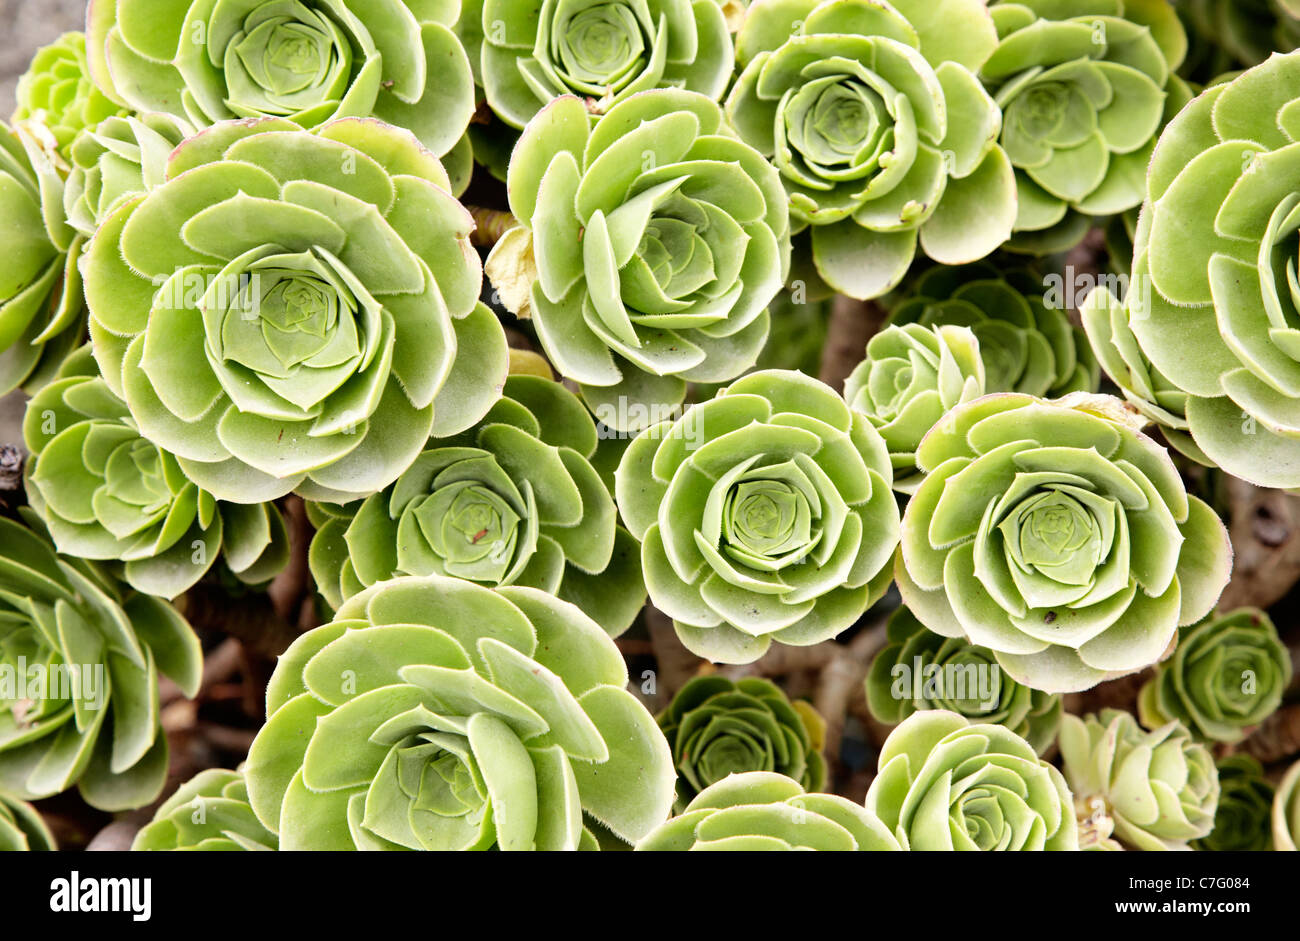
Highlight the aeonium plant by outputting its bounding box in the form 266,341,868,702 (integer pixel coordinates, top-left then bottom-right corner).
0,790,56,851
13,31,125,156
1277,760,1300,851
1192,755,1274,852
134,768,277,851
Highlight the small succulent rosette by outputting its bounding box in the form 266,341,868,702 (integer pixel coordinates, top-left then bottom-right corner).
636,771,900,850
83,116,507,505
897,393,1233,694
866,607,1062,755
245,575,675,850
0,511,201,812
134,768,277,851
1060,709,1219,851
1138,609,1291,744
657,676,827,810
864,710,1078,850
1277,759,1300,851
0,790,55,851
308,375,646,636
726,0,1017,299
616,369,900,664
13,31,125,156
487,89,791,432
844,323,986,492
1192,755,1274,852
86,0,475,186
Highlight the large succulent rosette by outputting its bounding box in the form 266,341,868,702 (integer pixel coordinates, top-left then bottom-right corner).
14,31,125,155
487,90,790,431
85,0,474,183
308,375,646,636
1277,759,1300,851
864,710,1078,851
897,393,1233,693
134,768,278,850
1138,609,1291,744
866,607,1063,755
616,369,900,664
245,575,674,850
23,347,288,599
1192,755,1274,852
462,0,733,129
0,511,201,811
636,771,900,850
982,0,1190,254
1060,709,1218,850
726,0,1017,299
0,790,55,851
83,117,507,504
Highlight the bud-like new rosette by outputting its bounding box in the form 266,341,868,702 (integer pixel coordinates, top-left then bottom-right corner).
0,790,55,851
844,323,986,492
636,771,901,850
897,393,1232,694
245,575,674,849
1061,710,1218,850
134,768,278,851
982,0,1190,254
1277,759,1300,851
658,676,826,810
616,369,900,664
308,375,646,636
867,607,1062,755
864,710,1078,850
1138,609,1291,744
487,91,790,432
0,511,201,811
1191,755,1274,852
85,0,475,183
726,0,1017,299
14,32,125,156
83,117,507,505
889,261,1100,398
23,347,288,599
462,0,733,130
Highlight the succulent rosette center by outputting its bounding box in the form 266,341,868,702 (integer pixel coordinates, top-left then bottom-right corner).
223,7,352,117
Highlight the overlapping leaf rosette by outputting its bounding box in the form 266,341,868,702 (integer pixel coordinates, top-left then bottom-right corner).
636,771,900,850
725,0,1017,299
85,0,475,187
23,347,288,599
843,323,986,492
14,31,126,156
307,375,645,636
0,511,201,812
1137,609,1291,744
864,710,1078,850
897,393,1233,694
134,768,278,851
888,261,1100,398
83,116,507,504
487,90,790,431
866,607,1063,755
657,675,826,810
1060,709,1218,850
1192,755,1274,852
245,575,674,850
460,0,733,129
1277,759,1300,851
0,790,55,851
982,0,1191,254
616,369,900,664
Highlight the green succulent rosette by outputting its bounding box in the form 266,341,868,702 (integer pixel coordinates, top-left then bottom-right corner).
462,0,734,130
636,770,901,850
0,790,56,851
844,323,986,492
134,768,278,850
308,374,646,636
1276,759,1300,851
897,393,1233,694
487,90,790,432
726,0,1017,300
23,346,288,599
1060,709,1218,850
866,607,1063,755
616,369,900,664
245,575,675,850
85,0,475,185
0,511,201,812
1138,609,1291,744
657,675,827,810
864,710,1078,850
83,116,507,505
1191,755,1274,852
982,0,1190,254
13,32,126,156
889,261,1100,398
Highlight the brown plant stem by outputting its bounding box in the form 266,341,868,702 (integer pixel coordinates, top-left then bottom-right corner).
1218,476,1300,611
468,206,519,249
819,296,885,393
